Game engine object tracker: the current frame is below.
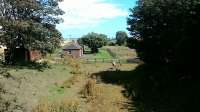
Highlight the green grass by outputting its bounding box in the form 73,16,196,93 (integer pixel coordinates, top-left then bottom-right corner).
94,49,113,59
6,63,74,101
82,48,113,60
8,64,70,77
49,84,65,95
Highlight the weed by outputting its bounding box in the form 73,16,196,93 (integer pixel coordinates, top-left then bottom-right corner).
63,55,82,74
81,79,103,101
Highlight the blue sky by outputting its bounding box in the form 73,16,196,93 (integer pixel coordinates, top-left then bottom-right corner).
56,0,136,39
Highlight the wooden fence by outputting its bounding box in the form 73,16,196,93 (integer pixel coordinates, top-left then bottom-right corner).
81,58,141,64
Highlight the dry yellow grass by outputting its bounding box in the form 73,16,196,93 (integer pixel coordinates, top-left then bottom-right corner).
62,74,82,88
81,79,103,101
81,78,130,112
32,98,80,112
105,46,137,60
63,55,82,74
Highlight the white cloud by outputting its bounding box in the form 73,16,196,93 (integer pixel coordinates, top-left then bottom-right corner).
57,0,128,29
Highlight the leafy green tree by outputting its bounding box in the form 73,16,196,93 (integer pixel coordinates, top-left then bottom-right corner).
0,0,64,63
78,32,108,53
127,0,200,111
127,0,199,69
116,31,128,46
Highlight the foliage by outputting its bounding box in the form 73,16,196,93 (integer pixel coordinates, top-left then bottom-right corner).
78,32,108,53
127,0,200,111
0,0,64,63
115,31,128,46
127,0,199,72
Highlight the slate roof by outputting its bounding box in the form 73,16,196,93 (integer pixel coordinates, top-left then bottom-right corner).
63,43,82,50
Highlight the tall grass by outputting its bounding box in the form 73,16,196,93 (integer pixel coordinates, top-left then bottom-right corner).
81,79,102,101
63,55,82,74
32,98,80,112
81,79,126,112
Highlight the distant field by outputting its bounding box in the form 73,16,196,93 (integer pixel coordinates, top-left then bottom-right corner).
83,47,113,59
105,46,137,59
82,46,138,64
94,49,113,59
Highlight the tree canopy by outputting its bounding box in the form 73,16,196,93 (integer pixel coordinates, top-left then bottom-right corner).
127,0,199,72
78,32,108,53
0,0,64,63
127,0,200,111
115,31,128,46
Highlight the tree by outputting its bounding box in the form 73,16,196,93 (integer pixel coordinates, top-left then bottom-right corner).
0,0,64,63
78,32,108,53
127,0,199,70
127,0,200,111
115,31,128,46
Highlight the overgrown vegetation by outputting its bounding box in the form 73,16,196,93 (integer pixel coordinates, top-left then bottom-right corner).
33,98,80,112
81,79,100,100
81,78,130,112
63,55,82,74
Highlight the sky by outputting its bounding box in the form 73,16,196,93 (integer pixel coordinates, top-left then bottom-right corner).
56,0,137,39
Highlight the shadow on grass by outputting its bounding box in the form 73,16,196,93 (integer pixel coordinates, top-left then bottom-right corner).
92,64,200,112
1,61,51,72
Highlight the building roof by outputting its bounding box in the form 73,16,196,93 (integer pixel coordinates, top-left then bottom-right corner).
63,43,82,50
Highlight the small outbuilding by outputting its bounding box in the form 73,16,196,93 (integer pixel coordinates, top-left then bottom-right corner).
4,48,42,63
63,42,83,58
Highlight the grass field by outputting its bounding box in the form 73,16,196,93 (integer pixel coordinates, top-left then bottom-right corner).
94,49,113,59
1,46,138,112
83,46,137,60
83,47,113,59
0,63,74,111
105,46,137,59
